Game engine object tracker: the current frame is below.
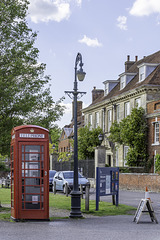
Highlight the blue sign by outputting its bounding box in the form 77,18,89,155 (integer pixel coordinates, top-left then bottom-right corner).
96,167,119,210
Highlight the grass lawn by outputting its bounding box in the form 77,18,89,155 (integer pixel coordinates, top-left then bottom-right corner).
49,193,136,217
0,188,136,221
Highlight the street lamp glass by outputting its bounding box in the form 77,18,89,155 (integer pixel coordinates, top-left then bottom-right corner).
98,133,104,142
77,69,86,81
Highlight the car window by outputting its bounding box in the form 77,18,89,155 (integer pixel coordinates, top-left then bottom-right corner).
54,172,59,179
63,172,74,179
59,172,63,179
78,173,83,178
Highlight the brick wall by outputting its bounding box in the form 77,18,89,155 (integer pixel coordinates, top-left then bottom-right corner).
147,100,160,162
119,173,160,192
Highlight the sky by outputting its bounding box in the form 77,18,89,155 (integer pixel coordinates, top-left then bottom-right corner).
26,0,160,128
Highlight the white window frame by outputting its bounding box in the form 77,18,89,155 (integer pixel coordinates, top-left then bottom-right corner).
108,109,112,132
124,146,129,166
95,112,99,128
124,102,130,117
135,98,141,108
102,109,105,132
139,66,145,82
120,75,126,90
89,114,92,130
154,122,159,144
105,83,109,95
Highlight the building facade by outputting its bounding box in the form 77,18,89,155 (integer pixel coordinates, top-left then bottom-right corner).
82,51,160,171
58,101,84,153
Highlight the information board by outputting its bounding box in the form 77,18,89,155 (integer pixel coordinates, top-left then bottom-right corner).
96,167,119,210
133,199,158,224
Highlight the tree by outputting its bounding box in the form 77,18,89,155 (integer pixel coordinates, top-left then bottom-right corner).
50,125,62,152
155,154,160,174
109,107,148,167
0,0,65,155
78,125,103,159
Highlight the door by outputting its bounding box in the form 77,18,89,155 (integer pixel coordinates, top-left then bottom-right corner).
19,142,49,219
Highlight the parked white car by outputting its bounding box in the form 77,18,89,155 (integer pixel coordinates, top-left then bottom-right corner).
52,171,90,194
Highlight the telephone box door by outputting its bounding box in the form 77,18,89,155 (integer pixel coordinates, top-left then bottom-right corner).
18,142,49,219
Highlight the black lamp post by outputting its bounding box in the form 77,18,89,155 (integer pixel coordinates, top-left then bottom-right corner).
65,53,86,218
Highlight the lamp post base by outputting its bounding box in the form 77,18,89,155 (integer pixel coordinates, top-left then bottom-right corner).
70,190,83,218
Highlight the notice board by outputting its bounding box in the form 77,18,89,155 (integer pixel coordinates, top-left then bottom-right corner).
96,167,119,210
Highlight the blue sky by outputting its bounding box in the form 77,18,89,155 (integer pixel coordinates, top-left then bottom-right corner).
27,0,160,128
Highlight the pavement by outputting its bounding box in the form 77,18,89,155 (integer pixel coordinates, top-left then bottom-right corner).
1,189,160,240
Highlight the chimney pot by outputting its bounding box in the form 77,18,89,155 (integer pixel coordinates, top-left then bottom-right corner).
135,56,138,61
127,55,130,61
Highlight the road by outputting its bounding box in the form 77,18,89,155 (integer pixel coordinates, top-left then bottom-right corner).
1,188,160,240
89,188,160,213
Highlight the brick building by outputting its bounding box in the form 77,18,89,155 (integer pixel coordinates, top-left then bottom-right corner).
82,50,160,171
147,100,160,171
58,101,84,153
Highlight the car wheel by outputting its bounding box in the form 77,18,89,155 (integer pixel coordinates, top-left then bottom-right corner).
52,183,56,193
63,184,68,194
63,185,66,194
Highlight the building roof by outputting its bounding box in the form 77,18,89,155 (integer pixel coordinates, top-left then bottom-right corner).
63,128,73,138
85,50,160,108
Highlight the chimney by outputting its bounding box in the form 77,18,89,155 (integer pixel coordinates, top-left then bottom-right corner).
92,87,104,103
72,101,83,121
125,55,135,71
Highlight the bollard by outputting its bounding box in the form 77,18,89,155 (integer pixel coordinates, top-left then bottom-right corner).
112,195,115,205
85,185,90,211
53,181,56,194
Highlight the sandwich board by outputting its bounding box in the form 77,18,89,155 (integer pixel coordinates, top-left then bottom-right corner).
133,199,158,224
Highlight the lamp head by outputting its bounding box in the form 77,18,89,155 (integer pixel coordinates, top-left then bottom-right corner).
77,67,86,81
98,133,104,143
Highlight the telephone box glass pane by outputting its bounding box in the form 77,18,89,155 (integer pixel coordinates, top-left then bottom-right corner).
25,178,40,185
25,194,40,202
25,186,40,193
25,153,40,161
24,162,40,169
22,145,24,152
25,145,40,152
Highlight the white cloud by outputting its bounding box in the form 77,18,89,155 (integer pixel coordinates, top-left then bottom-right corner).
28,0,71,23
129,0,160,16
78,35,102,47
75,0,82,7
117,16,127,30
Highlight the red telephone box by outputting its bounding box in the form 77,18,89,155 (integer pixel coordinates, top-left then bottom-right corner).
10,125,49,220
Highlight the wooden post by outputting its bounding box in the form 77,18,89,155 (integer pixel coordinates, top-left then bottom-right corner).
85,185,90,211
65,183,68,197
54,181,56,194
80,184,83,199
112,195,115,205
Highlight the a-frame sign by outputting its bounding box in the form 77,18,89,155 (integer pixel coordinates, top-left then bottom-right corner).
133,199,158,224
